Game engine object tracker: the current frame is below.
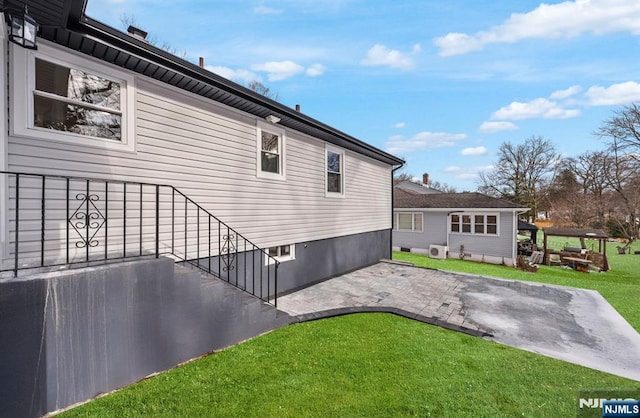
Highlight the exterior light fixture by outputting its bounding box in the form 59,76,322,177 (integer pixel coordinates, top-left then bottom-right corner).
4,5,38,49
265,115,281,124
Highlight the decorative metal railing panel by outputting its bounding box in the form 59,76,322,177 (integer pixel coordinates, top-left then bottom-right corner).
0,171,279,306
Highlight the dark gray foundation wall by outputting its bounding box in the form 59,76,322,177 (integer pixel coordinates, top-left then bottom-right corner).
191,228,392,296
0,228,390,417
280,228,391,293
0,258,290,418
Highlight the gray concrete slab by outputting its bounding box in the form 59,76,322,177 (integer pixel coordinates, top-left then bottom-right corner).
278,261,640,382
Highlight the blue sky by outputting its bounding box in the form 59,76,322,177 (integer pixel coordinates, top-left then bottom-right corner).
86,0,640,191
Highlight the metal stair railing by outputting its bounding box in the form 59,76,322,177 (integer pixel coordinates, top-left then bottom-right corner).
0,171,279,306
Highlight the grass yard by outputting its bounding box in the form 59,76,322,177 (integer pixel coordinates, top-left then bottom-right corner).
58,237,639,417
393,238,640,332
60,313,637,418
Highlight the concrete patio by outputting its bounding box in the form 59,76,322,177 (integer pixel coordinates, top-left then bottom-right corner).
278,261,640,382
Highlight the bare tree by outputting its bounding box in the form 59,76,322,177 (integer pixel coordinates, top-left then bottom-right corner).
561,151,611,226
247,81,279,101
604,141,640,248
546,167,588,227
429,180,457,193
596,105,640,247
478,136,560,220
392,173,457,192
119,14,188,59
393,172,416,186
596,103,640,159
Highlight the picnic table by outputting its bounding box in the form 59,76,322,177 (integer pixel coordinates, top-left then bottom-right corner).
562,256,592,272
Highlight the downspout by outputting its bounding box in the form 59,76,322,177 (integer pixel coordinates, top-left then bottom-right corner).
390,161,405,257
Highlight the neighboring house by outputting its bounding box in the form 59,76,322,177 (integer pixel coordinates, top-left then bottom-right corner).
393,184,528,266
394,179,443,195
0,0,403,292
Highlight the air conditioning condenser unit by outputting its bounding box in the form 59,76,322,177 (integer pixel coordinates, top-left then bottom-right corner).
429,244,448,260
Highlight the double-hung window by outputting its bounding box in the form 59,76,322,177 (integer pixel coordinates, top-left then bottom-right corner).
256,121,285,180
450,213,499,235
394,212,423,232
12,42,135,151
325,145,345,197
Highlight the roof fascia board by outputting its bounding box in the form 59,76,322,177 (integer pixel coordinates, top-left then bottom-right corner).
71,16,403,166
394,208,526,212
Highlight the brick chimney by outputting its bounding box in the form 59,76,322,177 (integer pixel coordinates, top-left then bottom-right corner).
422,173,429,187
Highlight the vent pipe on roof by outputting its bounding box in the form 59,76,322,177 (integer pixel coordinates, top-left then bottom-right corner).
199,57,204,68
127,25,148,42
295,104,301,112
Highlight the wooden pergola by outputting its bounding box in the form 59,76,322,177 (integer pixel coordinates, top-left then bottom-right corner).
543,228,609,271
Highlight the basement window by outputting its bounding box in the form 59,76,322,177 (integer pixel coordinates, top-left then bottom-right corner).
265,244,295,265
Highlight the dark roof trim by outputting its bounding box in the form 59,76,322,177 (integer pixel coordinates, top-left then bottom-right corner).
42,4,403,166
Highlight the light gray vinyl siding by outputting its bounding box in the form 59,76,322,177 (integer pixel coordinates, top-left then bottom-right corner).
448,211,515,258
392,211,447,249
4,47,392,262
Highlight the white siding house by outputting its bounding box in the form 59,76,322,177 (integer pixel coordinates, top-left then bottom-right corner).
0,2,405,416
0,0,403,291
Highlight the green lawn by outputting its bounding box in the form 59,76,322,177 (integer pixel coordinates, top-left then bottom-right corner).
60,313,636,418
393,238,640,332
59,238,640,417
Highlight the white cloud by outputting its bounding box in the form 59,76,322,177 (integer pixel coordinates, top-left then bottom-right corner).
434,0,640,56
491,98,580,120
445,165,494,181
384,131,467,154
461,146,488,156
550,85,582,99
207,66,259,84
361,44,416,70
254,5,283,15
585,81,640,106
478,121,519,133
393,122,406,128
412,43,422,54
306,63,326,77
251,60,305,81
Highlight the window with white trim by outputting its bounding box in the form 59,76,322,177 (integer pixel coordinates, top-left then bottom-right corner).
451,213,499,235
256,121,285,180
11,42,136,151
325,145,345,197
393,212,423,232
265,244,295,265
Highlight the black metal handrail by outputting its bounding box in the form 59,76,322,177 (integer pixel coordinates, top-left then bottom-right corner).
0,171,279,306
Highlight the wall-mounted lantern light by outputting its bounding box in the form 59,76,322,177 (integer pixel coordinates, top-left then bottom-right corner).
4,5,38,50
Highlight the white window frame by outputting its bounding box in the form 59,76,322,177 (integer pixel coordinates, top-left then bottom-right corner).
450,212,500,236
265,243,295,265
393,212,423,232
256,120,286,180
325,145,345,198
10,41,136,152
